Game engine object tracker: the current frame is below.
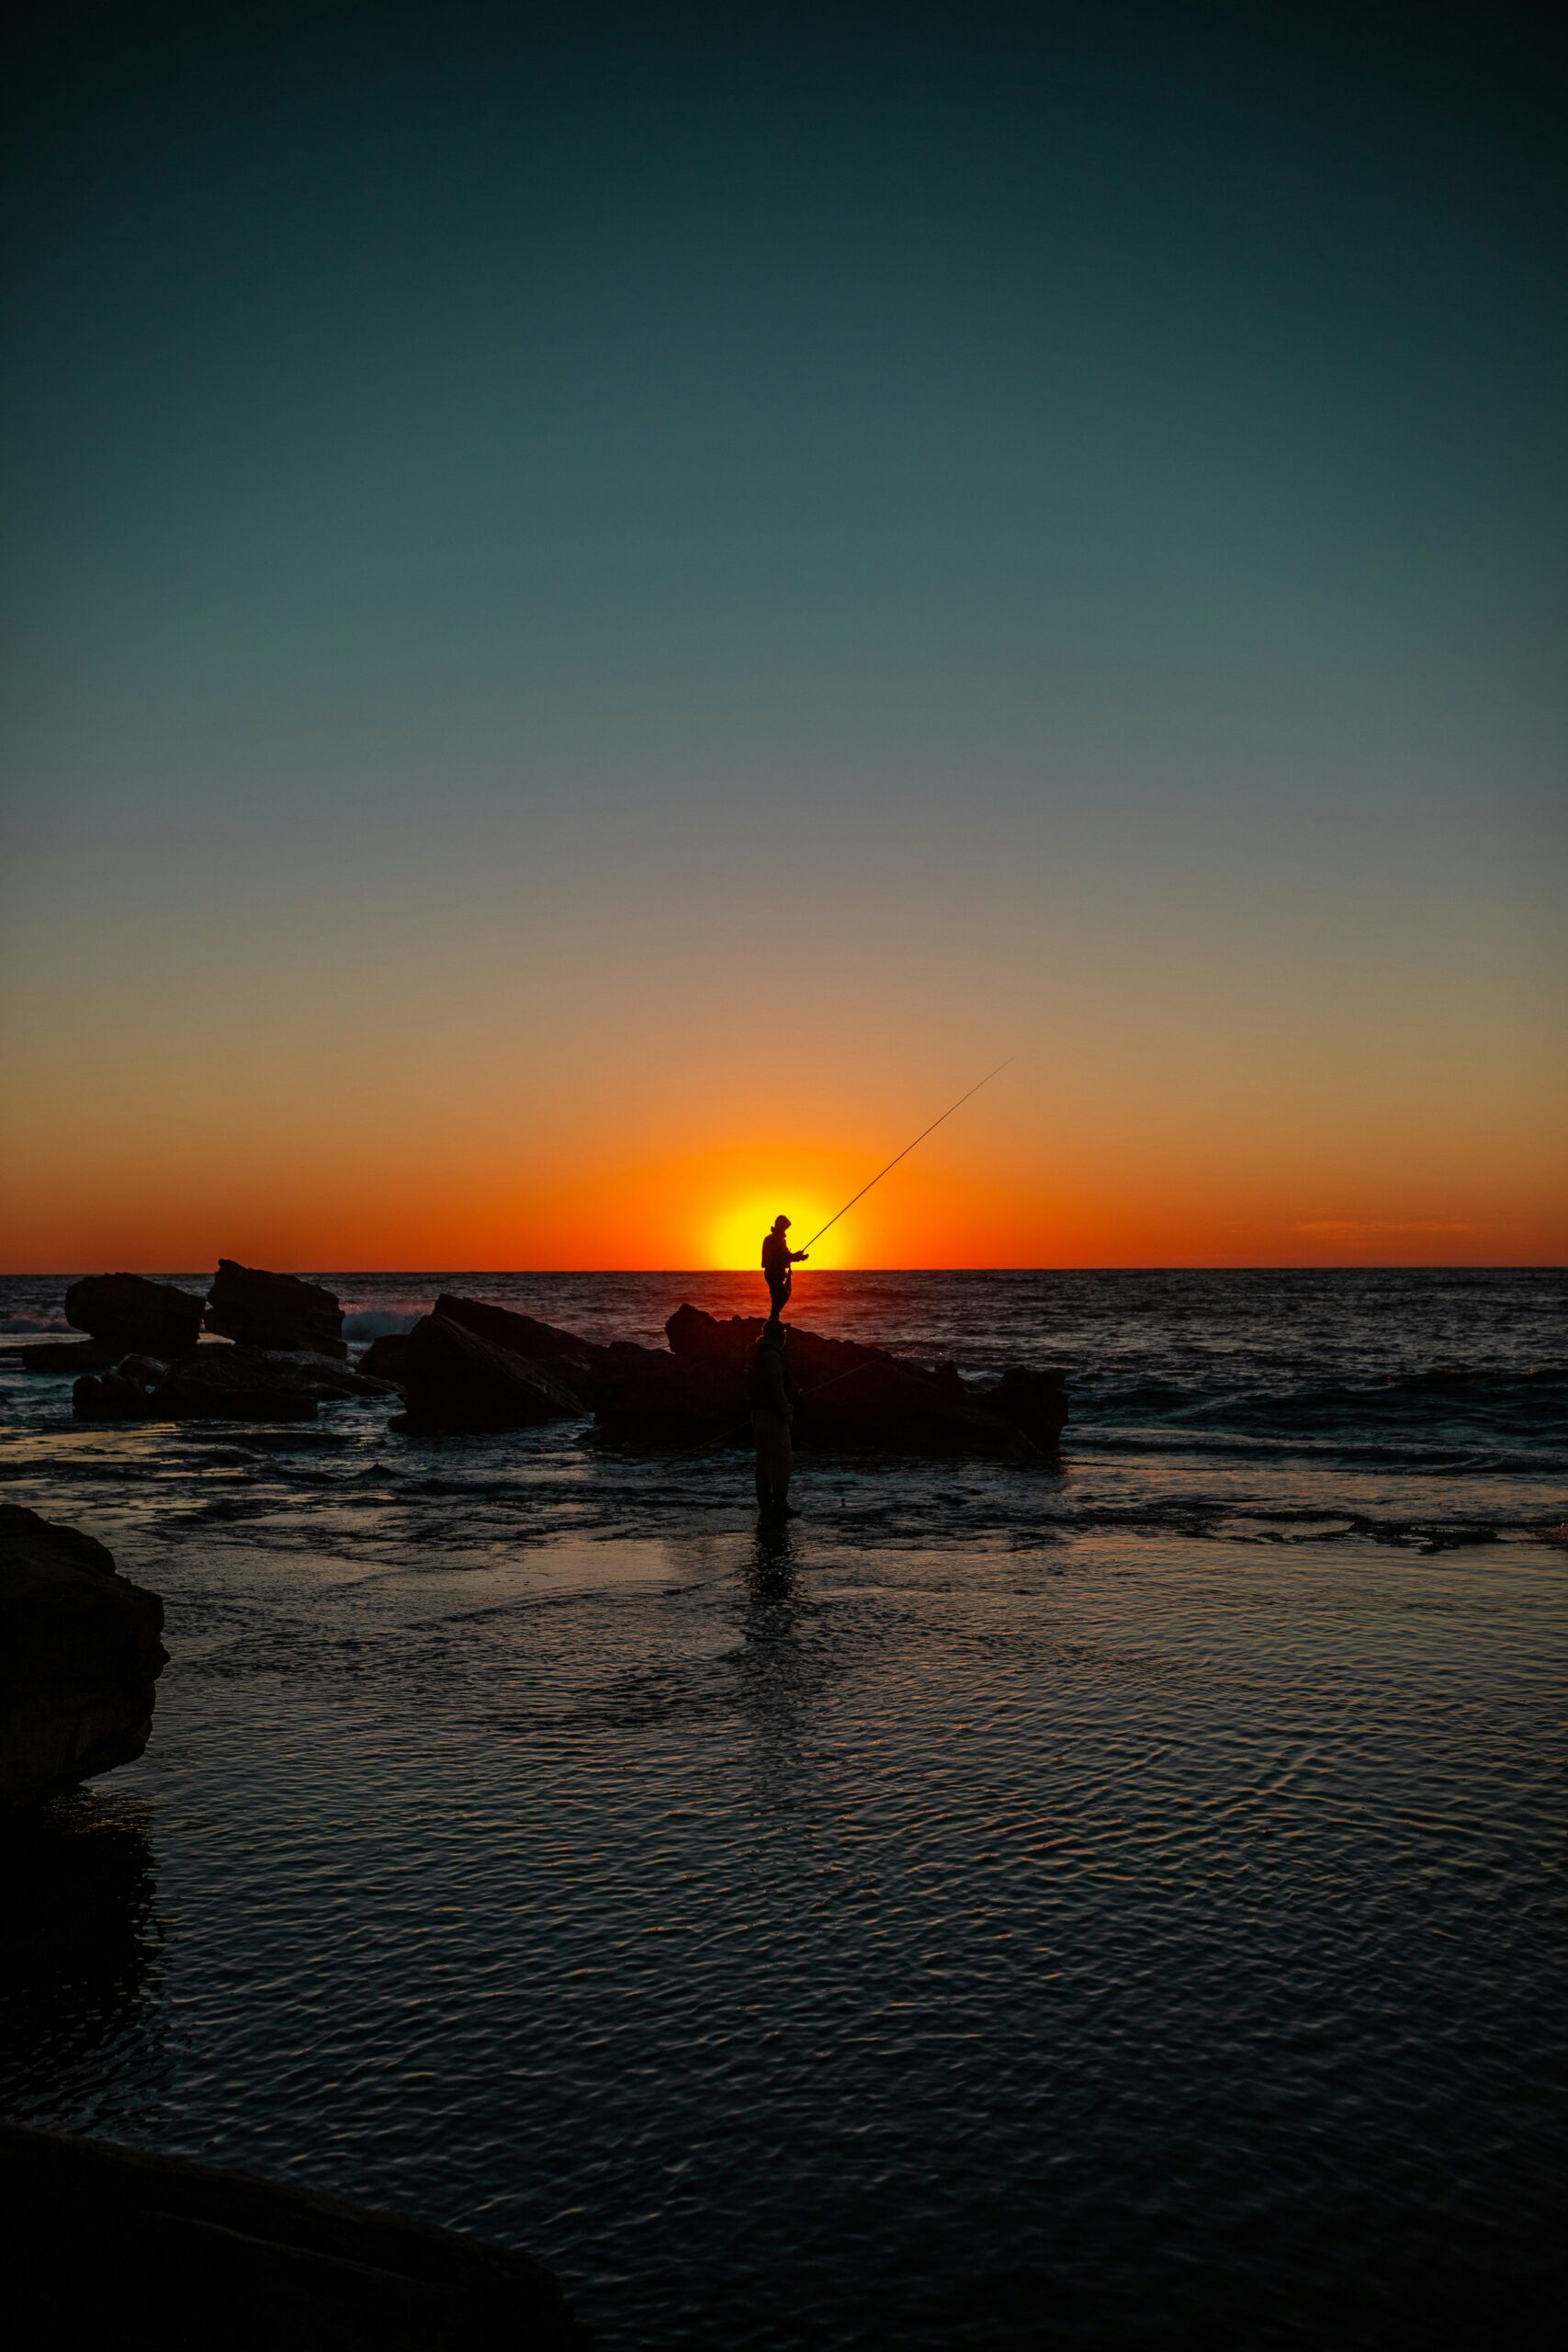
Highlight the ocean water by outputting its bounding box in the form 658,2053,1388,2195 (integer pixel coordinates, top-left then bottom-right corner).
2,1268,1565,2346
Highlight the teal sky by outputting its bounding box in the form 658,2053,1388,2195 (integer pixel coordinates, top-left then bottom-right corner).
4,4,1563,1268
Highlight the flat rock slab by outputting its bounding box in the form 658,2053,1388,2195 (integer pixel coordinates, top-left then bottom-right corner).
65,1272,203,1356
3,2123,590,2349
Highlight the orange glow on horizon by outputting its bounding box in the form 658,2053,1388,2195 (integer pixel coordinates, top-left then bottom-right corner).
2,1039,1562,1274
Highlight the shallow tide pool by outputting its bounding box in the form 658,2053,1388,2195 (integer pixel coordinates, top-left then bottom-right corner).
5,1501,1564,2348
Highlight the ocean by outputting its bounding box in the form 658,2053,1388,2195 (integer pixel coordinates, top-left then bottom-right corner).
3,1268,1565,2346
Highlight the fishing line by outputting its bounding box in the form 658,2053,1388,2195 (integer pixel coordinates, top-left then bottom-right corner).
798,1054,1016,1254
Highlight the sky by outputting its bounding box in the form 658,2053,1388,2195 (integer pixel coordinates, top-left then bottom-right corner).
3,1,1563,1271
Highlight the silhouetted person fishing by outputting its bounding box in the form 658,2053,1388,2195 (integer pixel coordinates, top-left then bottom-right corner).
761,1216,807,1317
748,1318,796,1519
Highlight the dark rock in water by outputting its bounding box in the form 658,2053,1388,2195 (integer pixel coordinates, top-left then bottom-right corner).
357,1331,410,1383
65,1272,203,1358
75,1348,385,1422
971,1364,1069,1449
147,1349,319,1421
73,1370,155,1422
628,1305,1066,1458
434,1293,604,1403
244,1349,400,1400
206,1259,346,1357
11,1338,118,1374
4,2121,590,2350
393,1311,587,1434
0,1507,167,1808
588,1337,743,1444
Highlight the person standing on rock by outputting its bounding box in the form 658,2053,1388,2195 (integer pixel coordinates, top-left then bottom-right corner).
748,1318,797,1519
761,1216,808,1318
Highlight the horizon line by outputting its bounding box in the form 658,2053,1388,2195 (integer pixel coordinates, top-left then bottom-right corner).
3,1264,1562,1280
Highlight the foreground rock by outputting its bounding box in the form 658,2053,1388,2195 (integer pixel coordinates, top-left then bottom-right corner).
65,1272,203,1358
0,1508,167,1808
392,1311,588,1434
207,1260,346,1357
589,1306,1067,1458
4,2122,589,2350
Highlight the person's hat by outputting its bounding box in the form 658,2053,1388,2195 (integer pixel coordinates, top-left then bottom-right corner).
773,1215,791,1228
762,1317,786,1346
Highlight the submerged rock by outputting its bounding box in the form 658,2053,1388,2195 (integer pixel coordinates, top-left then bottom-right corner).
65,1272,203,1359
0,1507,167,1808
392,1311,587,1434
206,1260,346,1357
433,1294,604,1404
73,1370,157,1422
5,2121,590,2349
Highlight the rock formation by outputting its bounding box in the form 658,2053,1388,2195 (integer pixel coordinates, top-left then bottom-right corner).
206,1260,346,1357
392,1310,588,1434
146,1351,320,1421
73,1370,159,1421
589,1305,1067,1458
433,1294,604,1403
71,1344,398,1423
0,1507,167,1807
64,1272,204,1358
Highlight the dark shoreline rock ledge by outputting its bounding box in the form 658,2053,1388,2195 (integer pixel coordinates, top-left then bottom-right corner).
65,1271,204,1358
74,1346,400,1421
4,2123,590,2349
207,1259,347,1357
0,1507,167,1807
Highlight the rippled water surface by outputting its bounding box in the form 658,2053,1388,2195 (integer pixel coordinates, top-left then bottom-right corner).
3,1271,1565,2346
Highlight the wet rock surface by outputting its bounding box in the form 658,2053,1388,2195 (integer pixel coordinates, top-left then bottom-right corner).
393,1311,589,1434
0,1507,167,1808
4,2123,590,2350
64,1272,203,1358
207,1261,346,1357
433,1293,604,1402
147,1350,320,1422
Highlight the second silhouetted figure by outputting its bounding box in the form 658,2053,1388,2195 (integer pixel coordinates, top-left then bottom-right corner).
761,1216,808,1317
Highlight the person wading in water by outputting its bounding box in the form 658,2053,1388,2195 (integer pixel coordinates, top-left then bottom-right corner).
761,1216,808,1317
748,1318,796,1519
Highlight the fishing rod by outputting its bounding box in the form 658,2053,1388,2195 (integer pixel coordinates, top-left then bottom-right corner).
799,1054,1016,1255
662,1053,1021,1464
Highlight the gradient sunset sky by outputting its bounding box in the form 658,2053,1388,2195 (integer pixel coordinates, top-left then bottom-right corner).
4,2,1563,1272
